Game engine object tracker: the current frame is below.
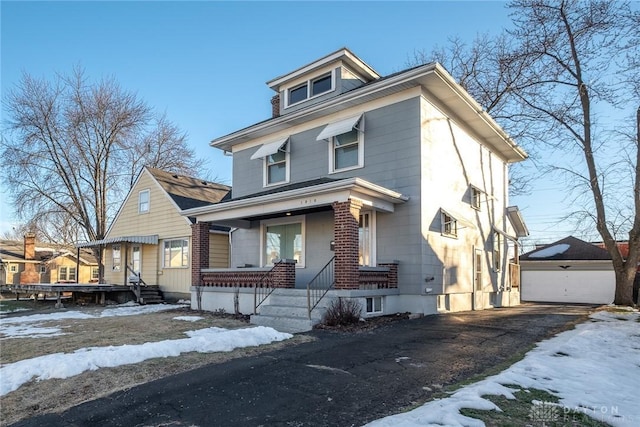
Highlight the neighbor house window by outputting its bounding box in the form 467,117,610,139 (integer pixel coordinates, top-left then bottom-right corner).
91,267,99,281
331,129,362,172
9,264,17,273
366,296,382,314
286,71,334,107
59,266,77,282
39,264,47,274
266,149,288,185
164,239,189,268
138,189,150,213
112,245,121,271
471,186,482,210
263,217,304,266
441,212,458,237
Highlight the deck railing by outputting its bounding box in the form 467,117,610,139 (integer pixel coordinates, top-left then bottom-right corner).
307,256,335,318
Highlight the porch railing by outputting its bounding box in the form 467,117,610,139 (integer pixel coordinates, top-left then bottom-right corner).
307,256,335,319
127,265,147,302
253,260,283,314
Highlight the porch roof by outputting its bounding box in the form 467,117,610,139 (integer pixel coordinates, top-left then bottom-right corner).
181,177,408,227
76,235,159,248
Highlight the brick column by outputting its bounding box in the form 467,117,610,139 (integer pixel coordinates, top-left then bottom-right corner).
272,259,296,288
332,200,361,289
191,222,210,287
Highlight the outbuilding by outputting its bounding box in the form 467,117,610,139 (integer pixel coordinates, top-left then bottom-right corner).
520,236,614,304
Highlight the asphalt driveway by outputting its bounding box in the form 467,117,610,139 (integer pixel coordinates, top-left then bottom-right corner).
11,304,594,427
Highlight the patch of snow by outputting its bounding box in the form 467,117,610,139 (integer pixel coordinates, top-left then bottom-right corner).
173,316,203,322
366,310,640,427
1,325,65,339
0,326,292,396
528,243,570,258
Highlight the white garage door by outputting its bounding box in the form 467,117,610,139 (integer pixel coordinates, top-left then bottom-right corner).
521,270,615,304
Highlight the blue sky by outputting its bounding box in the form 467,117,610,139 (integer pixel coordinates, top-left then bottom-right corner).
1,1,577,245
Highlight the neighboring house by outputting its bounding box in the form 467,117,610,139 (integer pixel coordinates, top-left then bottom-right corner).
0,234,98,286
78,167,231,301
182,48,529,332
520,236,615,304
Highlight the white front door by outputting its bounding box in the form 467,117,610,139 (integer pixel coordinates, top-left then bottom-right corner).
131,245,141,273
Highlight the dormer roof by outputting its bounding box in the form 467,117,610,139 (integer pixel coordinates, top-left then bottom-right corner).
266,47,379,92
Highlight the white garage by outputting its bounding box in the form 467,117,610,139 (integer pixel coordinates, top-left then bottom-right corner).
520,236,615,305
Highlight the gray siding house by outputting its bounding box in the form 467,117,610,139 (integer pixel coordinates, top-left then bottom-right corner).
183,48,529,332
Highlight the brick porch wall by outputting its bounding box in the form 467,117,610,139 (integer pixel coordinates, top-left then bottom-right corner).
359,262,399,289
200,260,296,288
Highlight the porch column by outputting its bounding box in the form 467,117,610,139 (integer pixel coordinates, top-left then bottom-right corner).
332,199,361,290
191,221,210,286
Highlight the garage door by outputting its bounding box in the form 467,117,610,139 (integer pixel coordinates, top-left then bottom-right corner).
521,270,615,304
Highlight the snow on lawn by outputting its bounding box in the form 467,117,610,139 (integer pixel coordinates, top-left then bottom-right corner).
173,316,204,322
0,303,187,339
0,325,292,396
366,309,640,427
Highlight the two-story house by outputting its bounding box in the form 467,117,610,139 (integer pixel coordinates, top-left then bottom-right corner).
183,48,529,332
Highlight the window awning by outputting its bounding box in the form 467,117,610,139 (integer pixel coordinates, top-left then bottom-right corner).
506,206,529,237
440,208,476,230
316,114,363,141
75,235,159,248
250,137,289,160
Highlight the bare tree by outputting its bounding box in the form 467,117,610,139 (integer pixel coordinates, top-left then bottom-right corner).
503,0,639,305
1,67,204,278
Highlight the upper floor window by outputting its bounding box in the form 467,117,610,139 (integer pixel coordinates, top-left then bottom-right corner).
138,189,150,213
266,150,288,185
316,115,364,173
470,186,482,210
39,264,47,274
9,264,18,273
285,71,334,107
441,211,458,238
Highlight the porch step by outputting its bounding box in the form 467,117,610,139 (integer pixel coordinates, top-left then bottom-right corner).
138,286,164,305
250,289,336,333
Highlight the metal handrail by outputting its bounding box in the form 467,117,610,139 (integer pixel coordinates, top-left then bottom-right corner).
126,265,147,302
307,256,335,318
253,260,283,314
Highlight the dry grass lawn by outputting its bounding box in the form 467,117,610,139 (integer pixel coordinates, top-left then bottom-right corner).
0,304,313,426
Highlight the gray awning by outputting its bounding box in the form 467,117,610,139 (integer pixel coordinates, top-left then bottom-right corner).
76,235,159,248
316,114,363,141
506,206,529,237
249,137,289,160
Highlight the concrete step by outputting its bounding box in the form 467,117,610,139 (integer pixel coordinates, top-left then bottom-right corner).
250,314,316,334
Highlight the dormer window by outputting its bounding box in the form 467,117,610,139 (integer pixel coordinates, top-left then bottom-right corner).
285,71,334,108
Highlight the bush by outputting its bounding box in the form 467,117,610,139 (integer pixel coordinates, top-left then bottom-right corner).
322,298,362,327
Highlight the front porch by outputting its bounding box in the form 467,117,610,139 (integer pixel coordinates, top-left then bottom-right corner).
184,178,408,332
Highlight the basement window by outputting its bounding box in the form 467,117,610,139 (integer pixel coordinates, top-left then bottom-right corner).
366,296,382,314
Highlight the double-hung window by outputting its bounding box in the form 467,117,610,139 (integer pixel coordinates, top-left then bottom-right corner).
263,216,304,267
139,190,150,213
316,115,364,173
251,137,290,187
470,186,482,210
164,239,189,268
112,245,121,271
59,266,77,282
441,211,458,237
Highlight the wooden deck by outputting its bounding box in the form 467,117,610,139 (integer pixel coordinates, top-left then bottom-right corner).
5,283,133,308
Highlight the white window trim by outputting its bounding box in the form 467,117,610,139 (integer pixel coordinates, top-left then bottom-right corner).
163,238,190,269
39,264,47,274
470,185,482,210
284,70,336,109
263,144,290,187
138,189,150,214
112,244,121,271
365,296,383,314
328,129,364,174
260,215,306,268
91,267,99,280
441,210,458,238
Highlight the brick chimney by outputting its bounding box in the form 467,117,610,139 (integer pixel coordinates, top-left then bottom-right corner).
271,94,280,118
20,232,40,284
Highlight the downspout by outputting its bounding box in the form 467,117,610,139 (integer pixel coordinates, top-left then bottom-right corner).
76,247,80,284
